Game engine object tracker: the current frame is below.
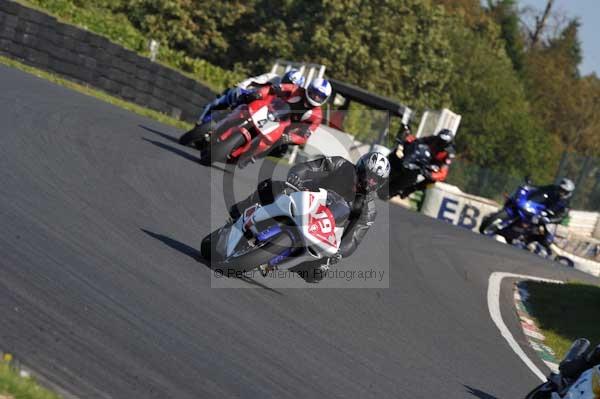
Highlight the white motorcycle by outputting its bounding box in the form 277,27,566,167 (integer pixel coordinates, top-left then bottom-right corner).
526,339,600,399
201,183,350,277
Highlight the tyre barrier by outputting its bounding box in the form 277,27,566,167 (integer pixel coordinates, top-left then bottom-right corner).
0,0,216,123
420,182,600,277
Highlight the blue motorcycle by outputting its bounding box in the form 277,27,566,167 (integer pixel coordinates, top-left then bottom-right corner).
479,183,574,267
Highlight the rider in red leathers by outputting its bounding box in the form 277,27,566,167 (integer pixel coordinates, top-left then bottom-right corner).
245,77,331,146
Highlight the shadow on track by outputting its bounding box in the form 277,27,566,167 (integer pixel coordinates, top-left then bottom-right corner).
464,385,499,399
139,124,180,143
141,228,202,260
140,229,282,294
140,125,230,173
142,138,201,163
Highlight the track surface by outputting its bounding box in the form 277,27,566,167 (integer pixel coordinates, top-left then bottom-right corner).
0,65,598,399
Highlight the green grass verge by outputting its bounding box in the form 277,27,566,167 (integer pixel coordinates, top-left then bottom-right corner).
524,281,600,360
0,54,192,131
1,356,61,399
14,0,243,92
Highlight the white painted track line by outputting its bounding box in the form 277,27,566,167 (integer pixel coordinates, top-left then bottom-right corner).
487,272,562,382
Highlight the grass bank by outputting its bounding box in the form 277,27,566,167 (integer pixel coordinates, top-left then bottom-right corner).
0,54,191,131
524,281,600,360
1,354,61,399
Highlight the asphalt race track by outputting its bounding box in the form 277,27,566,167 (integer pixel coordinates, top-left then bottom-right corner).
0,64,598,399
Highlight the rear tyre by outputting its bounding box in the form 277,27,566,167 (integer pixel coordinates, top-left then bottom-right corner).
214,233,293,275
479,209,509,235
207,133,246,165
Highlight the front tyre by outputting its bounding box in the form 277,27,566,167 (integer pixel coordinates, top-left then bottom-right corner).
479,209,510,235
207,133,246,165
524,382,553,399
179,123,211,147
555,256,574,268
201,228,223,262
214,233,293,275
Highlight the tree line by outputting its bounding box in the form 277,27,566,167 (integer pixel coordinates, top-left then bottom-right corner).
78,0,600,185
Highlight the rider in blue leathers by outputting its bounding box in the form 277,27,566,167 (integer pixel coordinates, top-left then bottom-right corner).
196,69,305,126
521,178,574,250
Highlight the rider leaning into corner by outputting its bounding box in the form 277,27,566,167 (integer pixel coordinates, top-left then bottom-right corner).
226,152,390,282
393,126,456,198
195,69,303,127
521,177,575,251
184,69,332,149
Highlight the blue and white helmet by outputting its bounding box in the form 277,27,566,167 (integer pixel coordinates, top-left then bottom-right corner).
306,78,332,107
281,69,305,86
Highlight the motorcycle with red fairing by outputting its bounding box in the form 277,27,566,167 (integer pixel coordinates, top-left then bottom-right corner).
179,94,291,167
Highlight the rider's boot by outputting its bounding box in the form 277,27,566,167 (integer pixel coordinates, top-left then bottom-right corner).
238,155,256,169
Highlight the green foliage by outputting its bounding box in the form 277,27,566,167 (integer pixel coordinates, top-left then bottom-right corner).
525,281,600,361
444,16,556,182
522,19,597,160
1,356,61,399
485,0,526,73
18,0,600,201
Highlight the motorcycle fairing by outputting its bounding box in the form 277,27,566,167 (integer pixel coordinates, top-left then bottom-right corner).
295,190,344,257
211,95,291,161
562,365,600,398
250,104,280,136
220,189,343,260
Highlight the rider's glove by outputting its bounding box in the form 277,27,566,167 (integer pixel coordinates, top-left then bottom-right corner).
422,168,433,180
287,173,304,189
269,83,283,96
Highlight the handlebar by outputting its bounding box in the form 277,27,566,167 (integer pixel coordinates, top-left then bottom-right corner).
285,181,301,192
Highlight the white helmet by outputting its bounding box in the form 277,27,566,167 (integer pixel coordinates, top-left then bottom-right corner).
356,152,391,192
306,78,332,107
558,178,575,199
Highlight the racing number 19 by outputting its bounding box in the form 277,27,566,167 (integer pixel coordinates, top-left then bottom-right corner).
314,211,332,233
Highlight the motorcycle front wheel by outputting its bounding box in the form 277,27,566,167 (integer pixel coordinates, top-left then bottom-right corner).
555,256,575,268
213,232,294,275
179,123,211,147
479,209,510,235
207,133,247,165
524,382,554,399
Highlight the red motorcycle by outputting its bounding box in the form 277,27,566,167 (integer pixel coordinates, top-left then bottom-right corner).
179,94,291,167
